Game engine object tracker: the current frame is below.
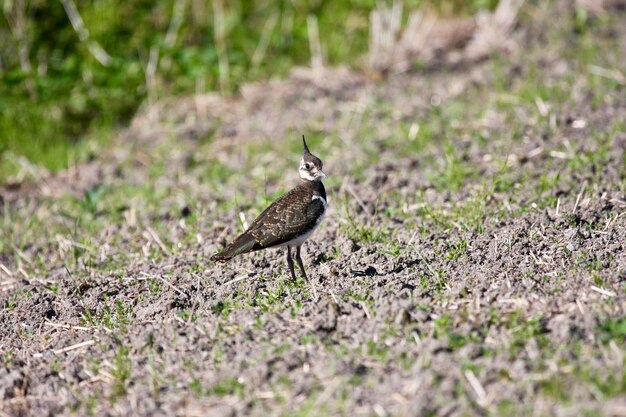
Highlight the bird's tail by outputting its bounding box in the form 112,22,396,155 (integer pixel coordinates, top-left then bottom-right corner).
211,232,258,263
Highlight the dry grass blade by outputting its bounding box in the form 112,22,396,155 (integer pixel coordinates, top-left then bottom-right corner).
146,227,171,255
145,45,160,105
329,288,339,305
0,263,13,277
360,301,371,319
573,182,586,214
213,0,229,94
221,275,251,287
307,14,323,71
164,0,186,47
344,181,371,218
52,339,96,355
239,212,249,231
60,0,112,66
44,321,91,331
590,286,616,297
464,369,488,405
588,65,626,84
252,13,278,67
0,281,17,292
140,272,186,297
555,198,561,217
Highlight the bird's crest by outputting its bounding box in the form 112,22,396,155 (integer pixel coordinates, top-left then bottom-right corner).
303,135,311,154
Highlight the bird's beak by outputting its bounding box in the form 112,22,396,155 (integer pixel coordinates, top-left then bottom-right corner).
316,170,328,179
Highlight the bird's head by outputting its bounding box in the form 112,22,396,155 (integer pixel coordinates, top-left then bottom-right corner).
299,135,327,182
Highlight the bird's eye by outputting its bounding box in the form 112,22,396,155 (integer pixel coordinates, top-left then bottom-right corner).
304,163,311,170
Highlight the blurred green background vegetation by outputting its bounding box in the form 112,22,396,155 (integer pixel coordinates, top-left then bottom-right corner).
0,0,498,183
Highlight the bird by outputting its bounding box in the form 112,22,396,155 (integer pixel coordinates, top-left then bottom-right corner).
211,135,328,283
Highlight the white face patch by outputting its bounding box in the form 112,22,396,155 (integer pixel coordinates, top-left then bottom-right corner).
299,168,316,181
299,162,326,181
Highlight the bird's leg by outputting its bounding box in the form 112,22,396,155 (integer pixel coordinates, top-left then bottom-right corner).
295,246,308,280
286,246,297,281
296,246,317,300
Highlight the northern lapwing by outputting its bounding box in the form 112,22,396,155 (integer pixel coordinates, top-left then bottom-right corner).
211,136,328,283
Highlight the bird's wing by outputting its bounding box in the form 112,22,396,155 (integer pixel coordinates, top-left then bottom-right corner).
248,190,325,248
211,186,326,262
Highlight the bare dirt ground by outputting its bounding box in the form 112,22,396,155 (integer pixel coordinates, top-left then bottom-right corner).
2,2,626,416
